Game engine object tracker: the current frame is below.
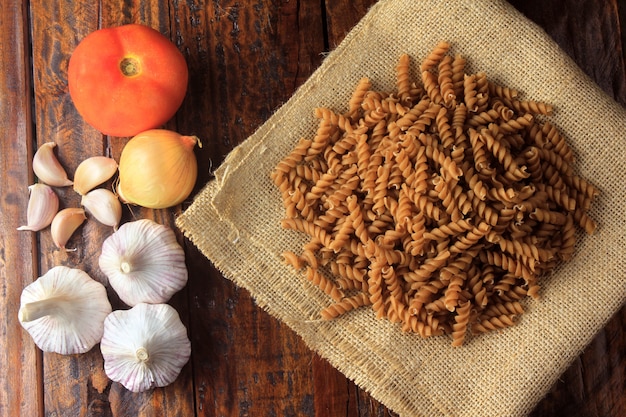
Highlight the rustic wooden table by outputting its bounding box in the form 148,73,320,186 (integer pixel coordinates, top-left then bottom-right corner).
1,0,624,416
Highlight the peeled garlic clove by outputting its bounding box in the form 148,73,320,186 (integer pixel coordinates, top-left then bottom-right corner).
51,208,87,250
17,184,59,231
99,219,188,306
18,265,112,355
81,188,122,229
100,303,191,392
73,156,118,195
32,142,73,187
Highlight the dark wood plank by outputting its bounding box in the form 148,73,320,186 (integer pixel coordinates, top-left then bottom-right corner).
324,0,375,49
0,1,43,416
529,307,626,417
27,1,119,415
173,1,326,416
507,1,626,416
510,0,626,104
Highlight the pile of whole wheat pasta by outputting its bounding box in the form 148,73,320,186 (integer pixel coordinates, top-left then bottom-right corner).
270,41,598,346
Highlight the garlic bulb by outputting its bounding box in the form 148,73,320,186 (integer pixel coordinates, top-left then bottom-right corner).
18,266,112,355
17,183,59,231
32,142,73,187
81,188,122,229
99,219,188,306
51,207,87,250
73,156,118,195
100,303,191,392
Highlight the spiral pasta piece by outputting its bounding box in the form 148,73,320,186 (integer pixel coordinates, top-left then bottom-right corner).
541,121,574,162
471,314,518,334
467,108,500,127
479,127,530,181
463,73,479,112
419,41,450,72
474,72,490,113
395,54,413,105
423,218,474,241
346,77,372,122
451,54,466,98
487,81,518,100
451,301,472,346
558,214,577,260
502,96,553,116
305,267,344,302
436,105,454,148
422,70,443,105
320,293,372,320
438,54,456,107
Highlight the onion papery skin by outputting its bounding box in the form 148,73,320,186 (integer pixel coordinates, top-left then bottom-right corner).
117,129,199,209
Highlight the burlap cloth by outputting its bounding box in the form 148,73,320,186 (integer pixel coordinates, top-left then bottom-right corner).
176,0,626,415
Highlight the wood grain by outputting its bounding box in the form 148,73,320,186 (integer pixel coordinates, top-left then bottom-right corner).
508,2,626,416
1,0,624,416
0,1,42,416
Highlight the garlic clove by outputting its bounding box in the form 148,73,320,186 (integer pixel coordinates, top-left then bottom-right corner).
100,303,191,392
81,188,122,229
32,142,73,187
17,184,59,231
18,265,112,355
73,156,118,195
51,208,87,250
99,219,188,306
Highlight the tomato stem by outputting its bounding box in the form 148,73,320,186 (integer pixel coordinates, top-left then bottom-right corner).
120,57,140,77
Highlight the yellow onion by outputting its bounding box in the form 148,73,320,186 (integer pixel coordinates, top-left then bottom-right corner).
116,129,201,209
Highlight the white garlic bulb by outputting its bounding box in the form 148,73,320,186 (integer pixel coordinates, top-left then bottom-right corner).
18,266,112,355
98,219,188,306
100,303,191,392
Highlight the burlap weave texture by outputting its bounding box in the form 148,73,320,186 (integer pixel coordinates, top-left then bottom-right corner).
176,0,626,416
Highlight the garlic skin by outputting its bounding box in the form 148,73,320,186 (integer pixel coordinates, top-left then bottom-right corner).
32,142,73,187
51,207,87,250
73,156,118,195
99,219,188,306
100,303,191,392
18,266,112,355
17,184,59,231
81,188,122,229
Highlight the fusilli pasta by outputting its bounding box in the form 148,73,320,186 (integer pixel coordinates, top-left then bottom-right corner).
271,41,599,346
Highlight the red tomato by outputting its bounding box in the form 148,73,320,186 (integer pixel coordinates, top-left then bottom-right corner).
68,24,188,137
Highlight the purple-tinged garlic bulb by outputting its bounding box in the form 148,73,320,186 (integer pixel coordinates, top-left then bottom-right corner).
18,266,112,355
98,219,188,306
100,303,191,392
